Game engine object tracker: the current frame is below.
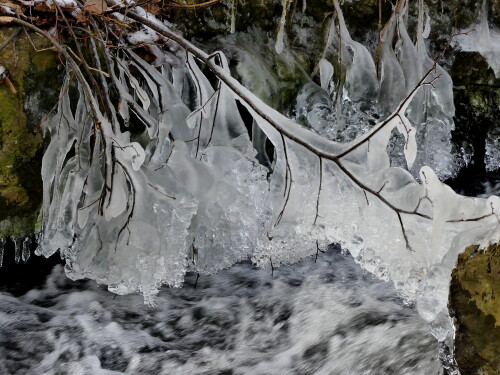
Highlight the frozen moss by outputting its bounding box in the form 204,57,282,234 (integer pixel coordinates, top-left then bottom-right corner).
0,211,40,240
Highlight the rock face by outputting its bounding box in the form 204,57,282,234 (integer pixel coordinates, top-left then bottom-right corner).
0,27,60,239
449,244,500,375
448,49,500,194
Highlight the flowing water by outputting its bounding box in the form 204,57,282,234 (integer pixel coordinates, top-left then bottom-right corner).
0,246,443,375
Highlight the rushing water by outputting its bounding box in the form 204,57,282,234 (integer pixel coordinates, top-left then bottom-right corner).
0,245,443,375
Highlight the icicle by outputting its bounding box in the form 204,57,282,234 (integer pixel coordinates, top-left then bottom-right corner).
22,237,31,263
0,238,5,267
14,240,21,264
477,0,500,77
396,7,421,95
377,7,406,113
455,0,500,78
416,0,425,54
332,0,379,101
319,59,334,91
230,0,236,34
275,0,290,54
422,2,431,39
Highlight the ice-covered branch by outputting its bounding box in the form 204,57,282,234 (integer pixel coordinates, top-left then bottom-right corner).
3,1,497,310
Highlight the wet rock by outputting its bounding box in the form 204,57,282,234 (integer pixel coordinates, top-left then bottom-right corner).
0,26,61,239
449,243,500,374
446,50,500,195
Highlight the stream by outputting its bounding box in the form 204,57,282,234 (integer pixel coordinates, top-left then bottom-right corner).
0,245,444,375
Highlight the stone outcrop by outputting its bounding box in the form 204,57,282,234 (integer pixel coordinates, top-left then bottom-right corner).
449,244,500,375
0,27,59,239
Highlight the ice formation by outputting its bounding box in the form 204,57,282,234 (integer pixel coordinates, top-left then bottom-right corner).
275,0,291,54
295,0,461,180
454,0,500,173
456,0,500,79
485,127,500,172
0,239,4,267
0,0,495,350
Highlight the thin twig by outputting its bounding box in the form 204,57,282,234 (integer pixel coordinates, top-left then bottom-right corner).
314,240,324,263
275,134,293,226
0,27,21,53
313,156,323,226
163,0,222,8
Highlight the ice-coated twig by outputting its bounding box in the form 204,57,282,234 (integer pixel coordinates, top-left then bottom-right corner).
123,9,437,247
313,156,323,226
274,134,293,227
6,1,496,304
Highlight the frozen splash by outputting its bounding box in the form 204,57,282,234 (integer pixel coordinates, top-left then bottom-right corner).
485,127,500,172
0,247,445,374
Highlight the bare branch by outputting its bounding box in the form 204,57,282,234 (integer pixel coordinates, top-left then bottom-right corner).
0,27,21,53
275,134,293,226
313,157,323,226
314,240,325,263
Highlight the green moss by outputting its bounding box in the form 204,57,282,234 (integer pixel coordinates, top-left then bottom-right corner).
0,27,60,237
449,244,500,375
31,49,57,73
271,51,309,108
0,211,40,240
454,244,500,324
468,91,490,112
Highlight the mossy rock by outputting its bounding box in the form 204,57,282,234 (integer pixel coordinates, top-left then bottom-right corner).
494,0,500,25
0,27,61,239
449,243,500,375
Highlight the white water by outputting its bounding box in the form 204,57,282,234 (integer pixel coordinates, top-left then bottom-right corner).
0,247,444,375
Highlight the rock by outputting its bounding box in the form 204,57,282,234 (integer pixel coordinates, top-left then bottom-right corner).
446,49,500,194
0,26,60,239
449,243,500,375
